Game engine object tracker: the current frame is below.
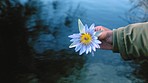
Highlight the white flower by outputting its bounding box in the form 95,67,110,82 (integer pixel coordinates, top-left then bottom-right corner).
68,19,102,55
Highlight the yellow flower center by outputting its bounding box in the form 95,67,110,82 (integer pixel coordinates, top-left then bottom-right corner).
80,33,92,45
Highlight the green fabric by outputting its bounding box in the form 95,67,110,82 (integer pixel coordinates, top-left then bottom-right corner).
113,22,148,60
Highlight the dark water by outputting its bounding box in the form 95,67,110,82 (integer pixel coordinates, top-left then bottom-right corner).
17,0,148,83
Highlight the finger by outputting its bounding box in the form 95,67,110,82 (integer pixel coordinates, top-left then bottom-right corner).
95,26,103,31
95,26,110,31
95,26,107,31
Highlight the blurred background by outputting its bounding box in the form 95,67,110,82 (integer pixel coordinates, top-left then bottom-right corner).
0,0,148,83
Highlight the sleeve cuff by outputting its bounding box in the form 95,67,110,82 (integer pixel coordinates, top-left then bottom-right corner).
112,28,131,60
112,29,119,53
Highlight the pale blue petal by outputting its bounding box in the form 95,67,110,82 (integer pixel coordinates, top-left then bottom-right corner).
85,24,89,32
94,42,100,48
87,29,94,36
69,42,77,48
88,45,92,52
78,19,85,33
92,42,99,48
95,39,102,44
69,40,80,48
70,38,80,42
68,34,80,38
75,44,82,52
98,44,100,48
89,23,95,30
73,41,80,46
75,40,80,43
90,43,96,51
79,45,86,55
86,45,91,53
86,45,89,54
93,36,98,40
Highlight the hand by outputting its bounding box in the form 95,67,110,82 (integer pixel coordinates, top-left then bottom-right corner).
95,26,113,50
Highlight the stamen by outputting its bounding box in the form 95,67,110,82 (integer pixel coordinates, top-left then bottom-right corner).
80,33,92,44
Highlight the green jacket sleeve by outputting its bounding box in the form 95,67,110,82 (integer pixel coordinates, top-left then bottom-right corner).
113,22,148,60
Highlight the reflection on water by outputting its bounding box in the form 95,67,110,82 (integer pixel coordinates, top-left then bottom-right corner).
57,51,143,83
15,50,85,83
121,0,148,23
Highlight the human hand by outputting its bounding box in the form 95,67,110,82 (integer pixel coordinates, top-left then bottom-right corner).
95,26,113,50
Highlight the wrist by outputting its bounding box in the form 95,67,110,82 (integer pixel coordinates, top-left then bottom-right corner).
106,31,113,45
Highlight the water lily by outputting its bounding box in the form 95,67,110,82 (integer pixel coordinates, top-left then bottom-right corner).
68,19,102,55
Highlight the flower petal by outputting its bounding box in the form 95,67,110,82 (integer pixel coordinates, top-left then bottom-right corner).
88,45,92,52
69,42,77,48
98,44,100,48
92,42,99,48
78,19,85,33
68,34,80,38
79,45,86,55
90,43,96,51
89,23,95,30
95,39,102,44
85,24,89,32
70,38,80,42
93,36,98,39
87,28,95,36
75,44,82,52
86,45,89,54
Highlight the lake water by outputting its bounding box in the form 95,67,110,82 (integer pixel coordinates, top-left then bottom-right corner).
19,0,146,83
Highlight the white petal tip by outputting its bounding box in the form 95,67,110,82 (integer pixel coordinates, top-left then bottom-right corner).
78,19,85,33
69,44,76,48
79,53,83,55
69,46,73,48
